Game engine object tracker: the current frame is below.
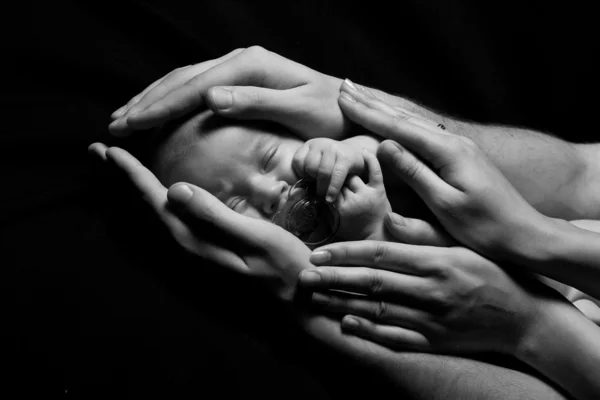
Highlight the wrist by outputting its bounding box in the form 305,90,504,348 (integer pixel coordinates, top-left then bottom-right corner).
503,213,561,268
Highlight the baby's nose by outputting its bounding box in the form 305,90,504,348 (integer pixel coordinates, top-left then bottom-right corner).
259,181,288,215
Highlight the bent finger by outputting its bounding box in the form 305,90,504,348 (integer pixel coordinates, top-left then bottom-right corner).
362,150,384,187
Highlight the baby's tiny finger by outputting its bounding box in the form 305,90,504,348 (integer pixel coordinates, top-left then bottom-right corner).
346,175,365,193
327,159,351,202
303,150,323,179
316,151,336,198
292,144,310,178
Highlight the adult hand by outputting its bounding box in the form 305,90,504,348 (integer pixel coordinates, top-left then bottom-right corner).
298,211,564,356
88,142,311,302
337,80,549,262
87,142,410,369
109,46,348,139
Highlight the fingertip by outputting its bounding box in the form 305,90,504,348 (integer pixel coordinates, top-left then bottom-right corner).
299,269,322,285
385,212,405,227
309,249,331,265
108,118,131,137
167,183,194,205
111,106,126,119
342,315,360,331
87,142,108,161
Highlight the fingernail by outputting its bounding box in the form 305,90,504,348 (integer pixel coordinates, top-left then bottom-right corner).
325,194,334,203
210,87,232,110
340,91,356,103
344,78,358,91
342,316,359,330
387,212,405,226
310,250,331,264
311,292,329,304
169,184,194,203
112,106,126,118
300,270,321,285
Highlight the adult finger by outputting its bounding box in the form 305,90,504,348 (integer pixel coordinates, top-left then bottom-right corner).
88,142,108,161
309,240,447,276
112,66,191,120
574,299,600,325
384,212,457,247
120,48,244,119
298,266,432,301
342,316,431,352
124,47,278,131
377,140,455,207
205,85,306,125
166,183,275,254
338,88,454,167
310,291,431,330
340,80,447,134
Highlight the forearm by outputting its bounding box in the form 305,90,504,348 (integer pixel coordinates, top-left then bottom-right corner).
370,89,600,220
516,300,600,400
519,217,600,299
299,313,565,399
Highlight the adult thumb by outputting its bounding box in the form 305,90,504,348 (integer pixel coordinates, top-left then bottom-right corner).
206,86,300,124
377,140,452,205
167,183,262,248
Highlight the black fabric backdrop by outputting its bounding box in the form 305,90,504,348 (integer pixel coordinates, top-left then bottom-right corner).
1,1,597,398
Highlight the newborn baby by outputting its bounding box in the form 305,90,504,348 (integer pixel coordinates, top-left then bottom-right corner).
146,109,403,243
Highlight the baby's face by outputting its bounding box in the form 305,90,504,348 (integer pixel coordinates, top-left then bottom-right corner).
161,111,303,221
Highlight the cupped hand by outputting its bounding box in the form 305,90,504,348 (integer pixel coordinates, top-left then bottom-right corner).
337,80,549,262
109,46,348,139
298,211,562,355
88,142,311,302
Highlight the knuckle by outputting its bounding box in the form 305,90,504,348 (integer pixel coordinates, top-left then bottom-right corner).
372,243,387,265
245,45,268,58
374,300,389,319
367,269,384,294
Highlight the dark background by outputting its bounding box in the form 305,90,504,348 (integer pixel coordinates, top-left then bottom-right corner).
1,1,597,398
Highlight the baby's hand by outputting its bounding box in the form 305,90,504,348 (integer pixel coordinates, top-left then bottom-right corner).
335,151,392,241
292,138,365,202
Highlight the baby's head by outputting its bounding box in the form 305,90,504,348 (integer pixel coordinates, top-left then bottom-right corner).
147,110,303,222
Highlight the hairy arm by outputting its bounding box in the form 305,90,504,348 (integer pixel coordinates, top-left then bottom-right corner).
355,87,600,221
